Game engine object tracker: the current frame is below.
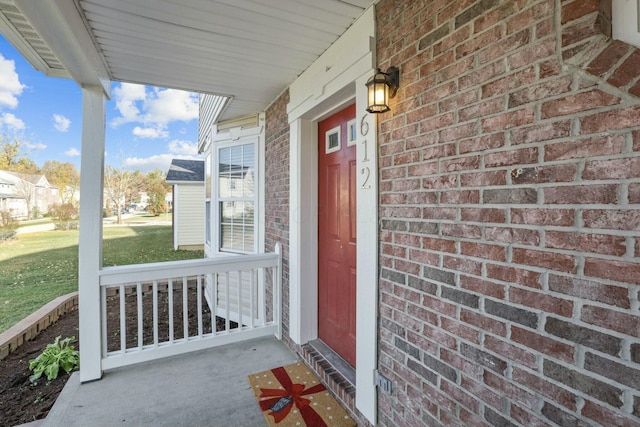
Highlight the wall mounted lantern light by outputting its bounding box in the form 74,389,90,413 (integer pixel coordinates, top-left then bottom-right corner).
366,66,400,113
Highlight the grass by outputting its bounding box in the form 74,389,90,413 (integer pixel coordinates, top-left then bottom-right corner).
0,225,204,333
121,212,172,224
18,218,53,227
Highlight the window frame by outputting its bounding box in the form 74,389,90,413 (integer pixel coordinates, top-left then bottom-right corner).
213,138,259,255
613,0,640,49
325,125,341,154
204,133,213,255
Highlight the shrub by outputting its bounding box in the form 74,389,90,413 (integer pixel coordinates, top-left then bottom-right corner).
0,209,18,241
49,203,79,231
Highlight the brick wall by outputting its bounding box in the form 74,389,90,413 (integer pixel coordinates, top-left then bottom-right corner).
265,90,291,341
376,0,640,425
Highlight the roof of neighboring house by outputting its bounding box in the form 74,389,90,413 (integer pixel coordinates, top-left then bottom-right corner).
166,159,205,184
10,172,42,185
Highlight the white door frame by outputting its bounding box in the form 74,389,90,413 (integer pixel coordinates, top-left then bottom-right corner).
287,6,378,424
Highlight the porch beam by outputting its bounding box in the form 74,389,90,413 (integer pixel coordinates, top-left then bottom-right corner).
78,86,106,383
15,0,111,95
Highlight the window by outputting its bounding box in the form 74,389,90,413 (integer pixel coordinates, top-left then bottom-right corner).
325,125,341,154
205,152,212,248
347,118,357,146
613,0,640,49
217,142,256,253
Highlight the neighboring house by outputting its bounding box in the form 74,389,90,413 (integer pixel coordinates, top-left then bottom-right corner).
2,2,640,427
0,170,59,219
165,159,204,250
0,175,16,214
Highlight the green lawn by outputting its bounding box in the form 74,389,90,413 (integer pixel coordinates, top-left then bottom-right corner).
122,212,172,224
0,225,204,333
18,218,53,227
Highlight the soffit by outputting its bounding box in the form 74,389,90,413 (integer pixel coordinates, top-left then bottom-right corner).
0,0,375,122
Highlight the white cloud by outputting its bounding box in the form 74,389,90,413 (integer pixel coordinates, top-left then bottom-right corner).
168,139,198,155
122,154,176,173
0,54,25,109
65,148,80,157
111,83,146,126
0,113,25,130
144,88,199,125
53,114,71,132
123,143,201,173
25,142,46,151
133,126,169,139
110,82,198,138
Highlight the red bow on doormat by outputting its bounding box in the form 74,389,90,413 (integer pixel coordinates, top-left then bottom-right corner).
258,366,327,426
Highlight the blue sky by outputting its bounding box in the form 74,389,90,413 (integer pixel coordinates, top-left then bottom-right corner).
0,35,201,173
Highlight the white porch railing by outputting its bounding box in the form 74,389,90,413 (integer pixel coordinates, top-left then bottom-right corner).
97,245,281,370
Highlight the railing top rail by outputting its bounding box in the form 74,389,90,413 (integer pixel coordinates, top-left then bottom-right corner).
99,252,280,286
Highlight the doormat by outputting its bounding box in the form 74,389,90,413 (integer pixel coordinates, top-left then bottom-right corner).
247,362,356,427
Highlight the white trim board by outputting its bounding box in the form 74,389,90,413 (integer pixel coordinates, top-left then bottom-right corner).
613,0,640,48
286,6,378,424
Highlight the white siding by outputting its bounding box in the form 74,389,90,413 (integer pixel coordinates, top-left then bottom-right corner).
198,94,229,149
175,184,205,248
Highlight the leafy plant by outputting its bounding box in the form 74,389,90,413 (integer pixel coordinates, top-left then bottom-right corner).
29,336,79,383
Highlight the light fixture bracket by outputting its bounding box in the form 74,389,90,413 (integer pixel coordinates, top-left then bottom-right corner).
384,66,400,99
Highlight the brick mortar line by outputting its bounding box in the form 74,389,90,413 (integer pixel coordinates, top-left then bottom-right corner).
0,292,79,360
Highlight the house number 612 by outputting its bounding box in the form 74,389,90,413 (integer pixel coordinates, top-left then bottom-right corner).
360,115,371,189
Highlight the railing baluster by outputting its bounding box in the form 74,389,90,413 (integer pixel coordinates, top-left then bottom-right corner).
119,285,126,353
237,270,243,330
101,286,107,357
168,279,174,343
260,268,266,327
249,270,255,329
153,280,158,347
182,276,188,340
197,275,203,338
224,272,230,333
275,243,282,340
137,282,143,350
211,273,217,336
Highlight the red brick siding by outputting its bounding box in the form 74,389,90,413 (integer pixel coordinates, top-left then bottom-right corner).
265,90,290,341
376,0,640,426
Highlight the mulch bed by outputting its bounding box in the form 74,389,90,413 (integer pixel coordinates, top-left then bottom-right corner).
0,286,233,427
0,309,78,427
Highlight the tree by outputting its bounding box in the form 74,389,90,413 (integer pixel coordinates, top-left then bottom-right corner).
104,166,142,224
13,179,35,219
41,161,80,203
144,169,170,216
0,131,39,174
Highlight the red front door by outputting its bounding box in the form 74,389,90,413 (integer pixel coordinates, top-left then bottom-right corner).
318,104,357,367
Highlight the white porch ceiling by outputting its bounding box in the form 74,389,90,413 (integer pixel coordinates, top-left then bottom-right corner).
0,0,375,123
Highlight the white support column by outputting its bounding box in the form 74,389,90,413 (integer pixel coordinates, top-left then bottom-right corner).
288,118,318,345
78,86,106,382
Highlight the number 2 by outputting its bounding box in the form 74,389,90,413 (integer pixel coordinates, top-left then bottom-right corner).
361,167,371,189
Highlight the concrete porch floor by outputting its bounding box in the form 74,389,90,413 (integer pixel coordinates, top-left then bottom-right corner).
42,336,298,427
